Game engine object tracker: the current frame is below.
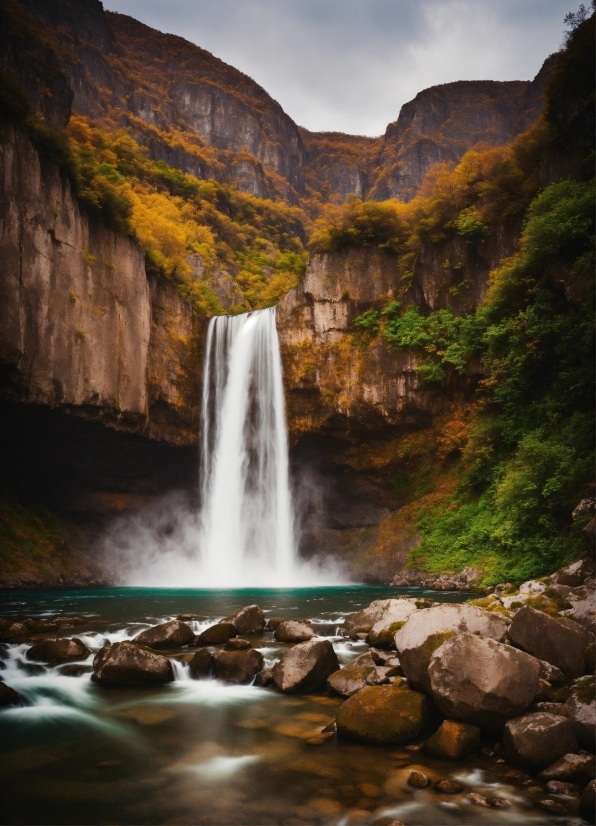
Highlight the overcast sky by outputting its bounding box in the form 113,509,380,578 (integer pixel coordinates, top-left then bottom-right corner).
103,0,574,136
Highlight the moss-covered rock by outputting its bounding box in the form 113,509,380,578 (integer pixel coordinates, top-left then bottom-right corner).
424,719,481,759
336,685,428,745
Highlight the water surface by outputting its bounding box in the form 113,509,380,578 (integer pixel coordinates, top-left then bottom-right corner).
0,587,576,825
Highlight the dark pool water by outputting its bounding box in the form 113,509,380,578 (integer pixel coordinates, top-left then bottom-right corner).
0,587,578,825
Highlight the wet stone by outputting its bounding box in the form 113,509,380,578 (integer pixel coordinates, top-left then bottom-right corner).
189,648,212,678
223,604,266,636
538,752,595,786
0,682,21,706
465,792,490,807
336,686,428,745
434,779,463,794
544,780,580,796
93,641,174,685
273,639,340,693
274,620,314,643
536,798,567,815
133,620,194,649
212,648,264,684
408,770,430,788
26,636,90,664
503,712,579,769
253,668,274,687
424,720,481,760
224,638,252,650
196,622,236,645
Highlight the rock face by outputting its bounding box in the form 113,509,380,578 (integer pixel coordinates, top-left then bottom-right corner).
394,604,508,691
336,686,428,745
134,621,194,649
26,636,90,664
502,713,579,769
212,648,264,684
562,677,595,749
428,633,541,728
327,652,377,697
93,642,174,685
508,607,594,678
273,621,314,643
424,720,481,760
223,605,266,636
272,639,340,693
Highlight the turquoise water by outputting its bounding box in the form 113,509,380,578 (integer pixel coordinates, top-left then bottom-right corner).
0,587,570,825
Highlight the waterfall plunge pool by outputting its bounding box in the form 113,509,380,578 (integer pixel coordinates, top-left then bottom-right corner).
0,586,573,826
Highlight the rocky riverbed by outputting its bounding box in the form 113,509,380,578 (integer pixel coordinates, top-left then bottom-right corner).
0,573,594,825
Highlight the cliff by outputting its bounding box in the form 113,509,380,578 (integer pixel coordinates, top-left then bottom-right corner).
6,0,555,208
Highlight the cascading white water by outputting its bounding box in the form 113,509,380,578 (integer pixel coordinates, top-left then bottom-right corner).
199,307,296,586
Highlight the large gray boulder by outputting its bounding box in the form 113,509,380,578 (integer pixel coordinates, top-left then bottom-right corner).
272,639,339,693
133,620,194,649
274,621,314,643
562,676,595,749
93,642,174,685
212,649,264,684
367,599,419,648
223,605,266,636
507,606,593,678
428,633,541,728
327,653,377,697
395,604,507,692
26,636,90,664
336,685,428,745
503,712,579,769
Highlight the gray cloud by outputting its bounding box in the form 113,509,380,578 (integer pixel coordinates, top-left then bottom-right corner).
103,0,573,135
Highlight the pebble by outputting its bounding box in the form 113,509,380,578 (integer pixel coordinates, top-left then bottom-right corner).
537,799,568,815
488,797,511,808
465,792,490,807
408,770,430,788
434,780,464,794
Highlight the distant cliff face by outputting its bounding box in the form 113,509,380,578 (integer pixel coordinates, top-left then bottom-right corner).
9,0,555,209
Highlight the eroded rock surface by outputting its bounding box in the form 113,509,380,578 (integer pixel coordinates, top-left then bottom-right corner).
134,621,194,650
395,604,508,691
93,642,174,685
272,639,339,693
336,685,428,745
508,606,594,678
428,633,541,728
503,712,579,769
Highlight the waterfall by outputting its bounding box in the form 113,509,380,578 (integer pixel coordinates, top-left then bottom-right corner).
199,307,296,586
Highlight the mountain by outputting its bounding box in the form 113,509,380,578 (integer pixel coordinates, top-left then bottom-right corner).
4,0,553,207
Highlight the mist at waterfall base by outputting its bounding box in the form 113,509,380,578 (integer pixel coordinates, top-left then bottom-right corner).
100,308,348,588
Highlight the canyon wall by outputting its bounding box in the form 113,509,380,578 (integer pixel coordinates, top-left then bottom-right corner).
0,123,197,527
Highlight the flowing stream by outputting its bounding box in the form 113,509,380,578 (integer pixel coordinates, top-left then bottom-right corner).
0,586,571,826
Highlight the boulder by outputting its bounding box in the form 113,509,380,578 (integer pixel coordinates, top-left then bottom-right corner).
212,648,264,684
366,666,395,686
265,618,285,631
503,712,579,769
189,648,212,678
254,669,274,688
395,604,507,691
370,649,401,668
555,558,594,587
536,799,567,815
366,599,419,648
507,606,593,678
408,770,430,788
272,639,340,693
224,638,251,650
336,686,428,745
424,720,481,760
561,584,596,633
327,653,376,697
538,659,565,684
562,677,595,749
273,621,314,643
24,618,58,634
434,780,464,794
223,605,265,636
343,599,417,638
538,753,595,786
0,682,21,706
1,622,30,642
93,642,174,685
133,620,194,650
26,636,90,664
580,779,596,825
544,780,581,796
196,622,236,645
428,633,541,728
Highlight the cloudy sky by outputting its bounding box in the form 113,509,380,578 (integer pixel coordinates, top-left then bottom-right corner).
103,0,574,136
